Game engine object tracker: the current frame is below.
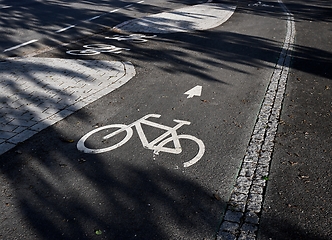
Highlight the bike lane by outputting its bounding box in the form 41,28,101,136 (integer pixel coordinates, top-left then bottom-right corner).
0,2,290,239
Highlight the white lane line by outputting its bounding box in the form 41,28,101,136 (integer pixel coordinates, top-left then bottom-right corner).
56,24,77,33
125,4,133,8
137,1,144,3
3,39,39,52
109,8,120,13
86,15,102,21
0,5,11,9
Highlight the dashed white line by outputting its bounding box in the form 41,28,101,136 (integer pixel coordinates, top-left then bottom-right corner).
109,9,120,13
0,5,11,9
86,15,102,21
3,39,39,52
56,24,77,33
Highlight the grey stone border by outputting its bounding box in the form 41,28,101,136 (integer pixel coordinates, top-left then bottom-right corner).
217,1,295,239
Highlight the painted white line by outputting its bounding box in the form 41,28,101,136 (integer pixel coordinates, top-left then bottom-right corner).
56,24,77,33
125,4,133,8
86,15,102,21
137,1,144,3
184,85,202,98
1,5,11,9
110,9,119,13
3,39,39,52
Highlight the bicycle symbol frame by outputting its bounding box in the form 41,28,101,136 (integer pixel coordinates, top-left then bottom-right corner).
77,114,205,167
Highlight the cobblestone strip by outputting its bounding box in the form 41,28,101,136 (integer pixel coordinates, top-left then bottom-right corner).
0,58,135,155
217,1,295,239
113,3,236,34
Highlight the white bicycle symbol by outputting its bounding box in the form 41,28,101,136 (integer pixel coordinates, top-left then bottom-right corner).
66,44,130,55
105,34,157,43
77,114,205,167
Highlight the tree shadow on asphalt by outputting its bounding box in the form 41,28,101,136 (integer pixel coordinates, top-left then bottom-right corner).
1,0,331,239
233,0,332,22
258,216,331,240
55,29,283,85
0,0,197,56
0,124,225,239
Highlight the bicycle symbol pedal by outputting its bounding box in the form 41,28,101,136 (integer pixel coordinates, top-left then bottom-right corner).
77,114,205,167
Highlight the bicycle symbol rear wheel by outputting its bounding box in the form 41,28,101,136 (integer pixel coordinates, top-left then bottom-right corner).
77,124,133,154
154,134,205,167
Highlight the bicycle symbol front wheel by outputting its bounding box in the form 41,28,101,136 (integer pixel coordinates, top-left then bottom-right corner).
77,124,133,154
154,134,205,168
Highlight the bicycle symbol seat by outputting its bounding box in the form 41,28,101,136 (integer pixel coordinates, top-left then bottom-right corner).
77,114,205,167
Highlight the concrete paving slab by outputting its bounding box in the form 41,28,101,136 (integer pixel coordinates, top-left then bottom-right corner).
0,58,135,155
114,3,236,33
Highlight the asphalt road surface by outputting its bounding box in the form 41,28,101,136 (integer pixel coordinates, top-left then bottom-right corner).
1,0,330,239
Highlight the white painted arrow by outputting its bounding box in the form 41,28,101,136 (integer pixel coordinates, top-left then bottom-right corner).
184,85,202,98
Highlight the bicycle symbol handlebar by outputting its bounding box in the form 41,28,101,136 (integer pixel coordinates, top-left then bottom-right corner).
77,114,205,167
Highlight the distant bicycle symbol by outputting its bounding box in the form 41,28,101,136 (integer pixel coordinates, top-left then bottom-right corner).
66,44,130,55
77,114,205,167
106,34,157,43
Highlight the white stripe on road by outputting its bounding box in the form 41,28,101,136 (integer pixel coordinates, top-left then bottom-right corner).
109,9,120,13
56,24,77,33
86,15,102,21
0,5,11,9
3,39,39,52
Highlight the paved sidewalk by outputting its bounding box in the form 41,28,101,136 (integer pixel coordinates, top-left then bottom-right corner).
114,3,236,33
0,58,135,155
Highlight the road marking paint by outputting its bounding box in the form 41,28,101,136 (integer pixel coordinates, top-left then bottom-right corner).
106,34,156,43
56,24,76,33
248,1,274,7
86,15,102,21
137,1,144,3
3,39,39,52
1,5,11,9
184,85,202,98
77,114,205,167
109,8,120,13
66,44,130,55
125,4,133,8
